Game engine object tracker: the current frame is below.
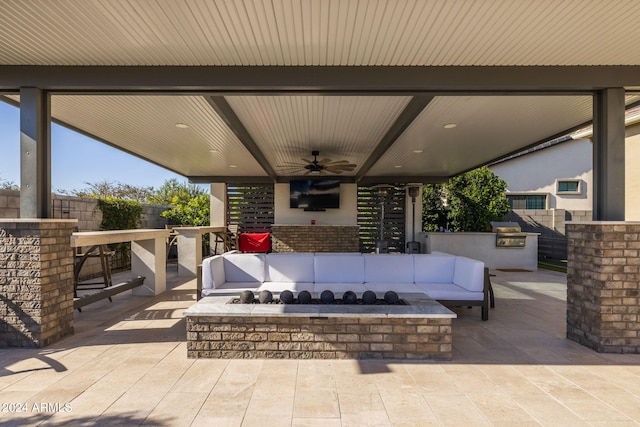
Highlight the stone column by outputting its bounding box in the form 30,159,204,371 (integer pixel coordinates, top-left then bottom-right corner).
567,221,640,353
0,219,77,347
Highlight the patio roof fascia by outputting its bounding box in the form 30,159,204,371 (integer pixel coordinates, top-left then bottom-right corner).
1,65,640,93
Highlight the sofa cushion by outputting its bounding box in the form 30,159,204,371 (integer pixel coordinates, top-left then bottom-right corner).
222,253,266,282
265,253,315,283
453,256,485,292
201,281,261,296
413,255,456,283
313,282,367,297
415,282,484,301
363,254,414,283
202,255,225,290
364,282,423,295
314,254,364,283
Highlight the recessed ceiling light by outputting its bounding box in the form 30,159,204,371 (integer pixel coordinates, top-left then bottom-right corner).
443,123,457,129
413,149,424,154
175,123,189,129
229,164,237,168
394,164,403,168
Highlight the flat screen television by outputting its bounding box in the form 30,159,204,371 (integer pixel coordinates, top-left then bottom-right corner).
289,179,340,211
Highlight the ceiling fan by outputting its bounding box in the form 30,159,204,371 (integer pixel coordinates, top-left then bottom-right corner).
278,150,356,175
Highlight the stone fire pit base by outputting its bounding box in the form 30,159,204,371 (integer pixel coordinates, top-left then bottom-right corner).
185,294,455,360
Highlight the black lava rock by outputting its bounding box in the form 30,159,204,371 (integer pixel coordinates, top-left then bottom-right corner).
239,290,255,304
362,290,377,305
320,290,335,304
280,290,294,304
258,290,273,304
342,290,357,304
297,290,312,304
384,290,399,304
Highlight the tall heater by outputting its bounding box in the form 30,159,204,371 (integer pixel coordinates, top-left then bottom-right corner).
406,186,421,254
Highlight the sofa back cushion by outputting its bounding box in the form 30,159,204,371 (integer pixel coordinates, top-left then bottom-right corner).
222,253,266,282
363,254,414,283
453,256,485,292
413,255,456,283
314,254,364,283
265,253,315,282
202,255,225,290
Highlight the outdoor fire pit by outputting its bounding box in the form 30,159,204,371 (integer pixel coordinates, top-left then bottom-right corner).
185,291,456,360
229,290,406,305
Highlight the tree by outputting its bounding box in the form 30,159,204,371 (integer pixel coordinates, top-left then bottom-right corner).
446,167,510,232
422,184,448,231
422,167,510,232
70,180,154,202
150,179,210,226
0,175,18,191
147,178,205,206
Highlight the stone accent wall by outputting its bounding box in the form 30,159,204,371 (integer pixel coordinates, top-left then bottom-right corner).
186,315,452,360
566,222,640,353
0,220,77,348
271,225,360,252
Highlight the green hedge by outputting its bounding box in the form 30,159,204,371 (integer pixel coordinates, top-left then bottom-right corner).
97,197,142,270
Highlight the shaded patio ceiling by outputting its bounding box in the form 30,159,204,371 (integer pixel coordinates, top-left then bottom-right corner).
2,0,640,184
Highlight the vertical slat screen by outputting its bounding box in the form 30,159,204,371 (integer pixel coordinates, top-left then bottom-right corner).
227,184,275,233
357,186,406,253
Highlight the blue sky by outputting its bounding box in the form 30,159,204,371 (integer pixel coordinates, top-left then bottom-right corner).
0,101,189,193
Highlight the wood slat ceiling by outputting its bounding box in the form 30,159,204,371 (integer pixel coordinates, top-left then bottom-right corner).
226,96,411,176
3,0,640,66
3,1,640,182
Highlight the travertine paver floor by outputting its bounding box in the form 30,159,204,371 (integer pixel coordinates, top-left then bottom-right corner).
1,267,640,426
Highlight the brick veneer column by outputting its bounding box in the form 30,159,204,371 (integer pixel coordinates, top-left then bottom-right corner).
0,219,77,347
567,221,640,353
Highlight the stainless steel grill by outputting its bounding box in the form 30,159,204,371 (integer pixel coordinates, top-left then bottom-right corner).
491,221,527,248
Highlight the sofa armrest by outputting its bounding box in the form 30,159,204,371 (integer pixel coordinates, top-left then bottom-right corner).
452,256,485,292
202,255,225,291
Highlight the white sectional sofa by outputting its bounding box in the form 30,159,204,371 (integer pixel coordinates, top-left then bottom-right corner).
201,252,491,320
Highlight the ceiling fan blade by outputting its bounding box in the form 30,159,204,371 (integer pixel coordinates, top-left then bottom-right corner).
318,158,333,164
324,167,346,174
325,160,350,165
301,158,313,164
328,164,356,171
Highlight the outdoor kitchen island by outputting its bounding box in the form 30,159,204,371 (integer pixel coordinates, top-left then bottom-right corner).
184,293,455,360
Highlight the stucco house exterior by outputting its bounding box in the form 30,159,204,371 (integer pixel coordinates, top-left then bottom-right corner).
488,117,640,261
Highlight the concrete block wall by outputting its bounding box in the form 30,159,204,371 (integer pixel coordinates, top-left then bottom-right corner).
271,225,360,252
1,190,170,230
567,222,640,353
0,220,76,347
507,208,593,236
1,190,171,279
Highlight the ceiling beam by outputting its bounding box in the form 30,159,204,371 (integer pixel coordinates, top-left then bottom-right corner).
204,96,277,181
355,96,435,181
188,175,448,185
3,66,640,93
189,176,274,184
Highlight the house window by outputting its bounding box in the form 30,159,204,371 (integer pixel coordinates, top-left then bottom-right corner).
507,194,547,210
556,179,581,195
